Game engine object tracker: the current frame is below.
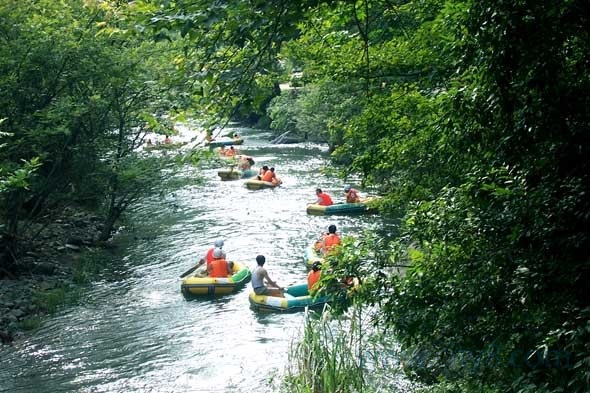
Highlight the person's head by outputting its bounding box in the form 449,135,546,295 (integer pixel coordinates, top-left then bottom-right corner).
316,188,322,195
344,185,351,192
214,239,224,248
262,165,269,171
256,255,266,266
270,167,275,172
230,146,234,150
328,224,337,234
312,261,322,272
247,158,255,165
213,248,223,259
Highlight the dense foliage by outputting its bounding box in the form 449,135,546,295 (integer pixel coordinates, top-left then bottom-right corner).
0,1,180,274
1,0,587,391
223,0,588,391
279,1,589,392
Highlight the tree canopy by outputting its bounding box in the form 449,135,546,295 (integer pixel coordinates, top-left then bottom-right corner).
1,0,588,391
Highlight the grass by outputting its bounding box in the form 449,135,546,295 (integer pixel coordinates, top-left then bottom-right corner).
282,306,368,393
18,249,105,332
281,305,419,393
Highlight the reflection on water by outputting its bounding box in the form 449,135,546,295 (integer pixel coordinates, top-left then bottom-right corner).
0,127,393,393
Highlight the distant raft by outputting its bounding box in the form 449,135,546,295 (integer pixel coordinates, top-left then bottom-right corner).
306,197,379,216
248,283,329,313
206,137,244,147
244,178,282,190
181,262,251,296
303,243,324,268
217,168,258,181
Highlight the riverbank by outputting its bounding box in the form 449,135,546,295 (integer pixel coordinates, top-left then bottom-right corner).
0,206,107,345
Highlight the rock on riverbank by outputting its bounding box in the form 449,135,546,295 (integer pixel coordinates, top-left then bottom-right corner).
0,207,106,344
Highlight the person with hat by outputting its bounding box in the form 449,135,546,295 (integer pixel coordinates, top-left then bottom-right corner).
307,261,322,293
251,255,283,297
207,247,233,278
344,185,360,203
193,239,227,277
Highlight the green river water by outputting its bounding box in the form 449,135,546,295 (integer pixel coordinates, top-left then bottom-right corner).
0,127,403,392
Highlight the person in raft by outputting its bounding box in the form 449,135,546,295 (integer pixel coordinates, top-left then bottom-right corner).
265,167,281,185
207,248,233,278
164,135,171,144
344,184,361,203
257,165,269,180
194,239,226,277
226,145,237,157
251,255,283,297
314,224,341,255
307,261,322,293
238,156,255,170
314,188,333,206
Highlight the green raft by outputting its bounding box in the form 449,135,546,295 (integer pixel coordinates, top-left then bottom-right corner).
303,243,324,268
218,168,258,181
306,197,379,216
248,283,329,313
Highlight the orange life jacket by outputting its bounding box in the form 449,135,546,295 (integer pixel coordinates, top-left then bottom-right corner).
346,189,360,203
318,193,333,206
323,233,341,252
308,270,321,291
209,258,230,278
262,170,274,182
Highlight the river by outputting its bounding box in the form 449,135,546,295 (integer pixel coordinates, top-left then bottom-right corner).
0,127,395,392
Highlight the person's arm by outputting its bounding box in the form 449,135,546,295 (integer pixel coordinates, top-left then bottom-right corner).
263,269,280,288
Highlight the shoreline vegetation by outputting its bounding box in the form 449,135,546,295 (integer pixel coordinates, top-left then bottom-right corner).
0,206,108,344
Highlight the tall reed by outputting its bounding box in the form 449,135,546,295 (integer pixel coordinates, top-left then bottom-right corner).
283,305,366,393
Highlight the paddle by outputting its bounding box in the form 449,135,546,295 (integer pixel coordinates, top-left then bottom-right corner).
179,260,204,278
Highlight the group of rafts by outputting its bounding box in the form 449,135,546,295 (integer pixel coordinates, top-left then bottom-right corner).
181,135,378,312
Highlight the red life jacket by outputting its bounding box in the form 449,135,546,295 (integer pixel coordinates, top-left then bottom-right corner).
318,193,333,206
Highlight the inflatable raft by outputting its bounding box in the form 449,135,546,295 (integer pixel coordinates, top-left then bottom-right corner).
181,262,251,296
306,197,378,216
206,137,244,147
248,283,328,313
244,178,282,190
218,168,258,181
303,243,324,268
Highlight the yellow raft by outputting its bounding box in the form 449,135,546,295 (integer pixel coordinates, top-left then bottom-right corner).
181,262,251,296
244,178,282,190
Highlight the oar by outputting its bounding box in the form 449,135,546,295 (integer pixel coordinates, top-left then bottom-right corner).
179,261,203,278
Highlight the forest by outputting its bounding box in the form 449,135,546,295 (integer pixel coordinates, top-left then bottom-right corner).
1,1,588,392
